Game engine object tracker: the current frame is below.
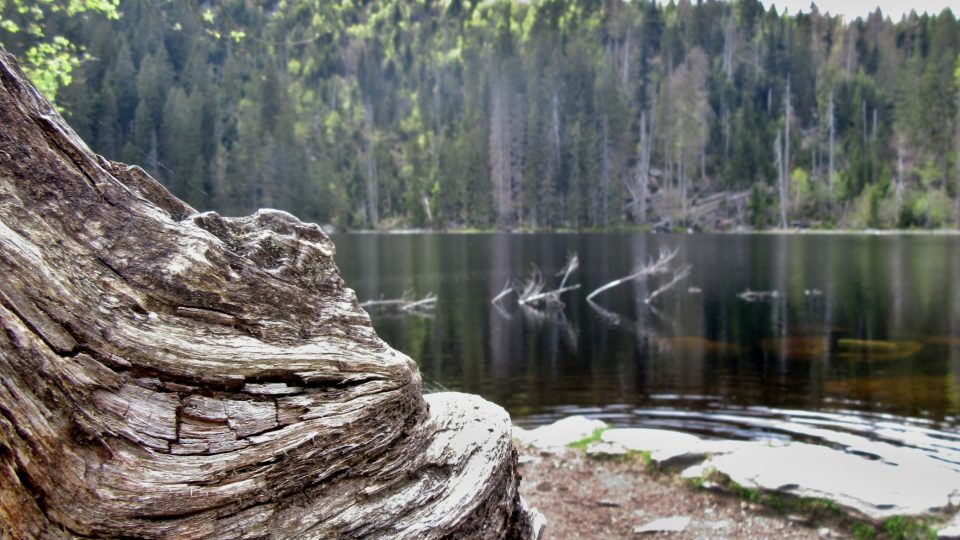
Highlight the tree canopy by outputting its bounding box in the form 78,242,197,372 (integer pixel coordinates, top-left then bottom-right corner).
2,0,958,230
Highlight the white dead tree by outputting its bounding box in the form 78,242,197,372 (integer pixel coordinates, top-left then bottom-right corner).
738,289,781,302
587,247,678,301
518,253,580,308
644,264,692,304
361,291,437,313
490,280,517,305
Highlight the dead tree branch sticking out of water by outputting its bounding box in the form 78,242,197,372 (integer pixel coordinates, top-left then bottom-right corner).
738,289,781,302
518,254,581,308
644,264,692,304
587,247,678,301
361,291,437,314
491,280,517,305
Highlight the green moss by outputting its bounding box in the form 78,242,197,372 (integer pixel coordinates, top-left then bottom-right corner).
853,523,878,540
624,449,655,471
881,516,938,540
725,481,937,540
566,427,608,450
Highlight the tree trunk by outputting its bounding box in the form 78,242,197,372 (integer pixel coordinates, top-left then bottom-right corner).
600,115,611,228
776,130,786,229
0,48,540,539
829,91,836,204
783,75,791,228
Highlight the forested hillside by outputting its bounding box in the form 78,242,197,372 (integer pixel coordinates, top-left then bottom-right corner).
2,0,959,230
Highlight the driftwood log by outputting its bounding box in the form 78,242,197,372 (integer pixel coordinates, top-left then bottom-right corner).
0,48,540,539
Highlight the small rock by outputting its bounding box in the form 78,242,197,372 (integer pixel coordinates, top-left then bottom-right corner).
703,520,730,530
587,441,628,458
517,454,540,466
939,525,960,539
696,441,960,521
536,481,553,492
602,428,704,465
819,527,837,538
633,516,692,534
516,416,608,449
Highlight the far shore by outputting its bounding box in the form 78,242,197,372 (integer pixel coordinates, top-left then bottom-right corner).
332,226,960,236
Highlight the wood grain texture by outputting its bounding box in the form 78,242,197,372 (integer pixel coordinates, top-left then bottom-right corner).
0,47,539,539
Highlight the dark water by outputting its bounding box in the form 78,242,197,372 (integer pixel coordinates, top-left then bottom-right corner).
332,233,960,453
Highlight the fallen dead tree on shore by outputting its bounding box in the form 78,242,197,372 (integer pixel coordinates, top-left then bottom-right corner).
0,48,539,539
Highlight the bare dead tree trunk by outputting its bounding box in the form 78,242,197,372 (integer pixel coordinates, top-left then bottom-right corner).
364,101,380,228
0,49,540,540
896,132,906,217
600,115,611,228
621,28,631,90
722,13,735,80
829,91,836,204
776,130,787,229
783,75,791,228
630,97,657,225
845,27,854,76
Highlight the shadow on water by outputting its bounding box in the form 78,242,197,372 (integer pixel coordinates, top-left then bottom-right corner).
333,232,960,463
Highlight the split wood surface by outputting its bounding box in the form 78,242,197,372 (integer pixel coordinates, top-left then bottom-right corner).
0,48,538,539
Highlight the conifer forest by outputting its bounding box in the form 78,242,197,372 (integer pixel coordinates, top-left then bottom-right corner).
2,0,959,231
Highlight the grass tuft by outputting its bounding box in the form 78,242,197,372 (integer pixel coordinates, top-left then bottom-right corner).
566,427,609,450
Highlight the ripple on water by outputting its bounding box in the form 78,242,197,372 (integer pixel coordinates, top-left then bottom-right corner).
517,401,960,475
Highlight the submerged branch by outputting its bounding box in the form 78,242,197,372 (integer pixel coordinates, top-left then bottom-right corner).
519,284,582,306
645,264,692,304
361,291,437,312
491,280,516,305
586,246,678,301
517,253,581,308
737,289,780,302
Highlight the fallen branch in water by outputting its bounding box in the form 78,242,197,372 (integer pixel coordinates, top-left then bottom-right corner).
519,254,580,308
491,280,517,305
737,289,780,302
361,291,437,312
586,247,678,301
520,284,582,306
645,264,692,304
401,293,438,312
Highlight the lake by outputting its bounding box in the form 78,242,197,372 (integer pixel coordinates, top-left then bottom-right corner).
332,233,960,455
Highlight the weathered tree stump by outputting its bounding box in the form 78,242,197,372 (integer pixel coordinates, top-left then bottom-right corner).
0,48,540,539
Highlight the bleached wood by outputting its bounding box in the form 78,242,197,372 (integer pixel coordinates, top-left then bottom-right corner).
587,247,677,301
645,264,692,305
0,48,538,539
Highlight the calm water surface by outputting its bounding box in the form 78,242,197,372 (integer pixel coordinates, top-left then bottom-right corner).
332,233,960,455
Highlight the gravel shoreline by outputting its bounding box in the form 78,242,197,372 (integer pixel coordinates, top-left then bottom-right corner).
516,444,830,539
